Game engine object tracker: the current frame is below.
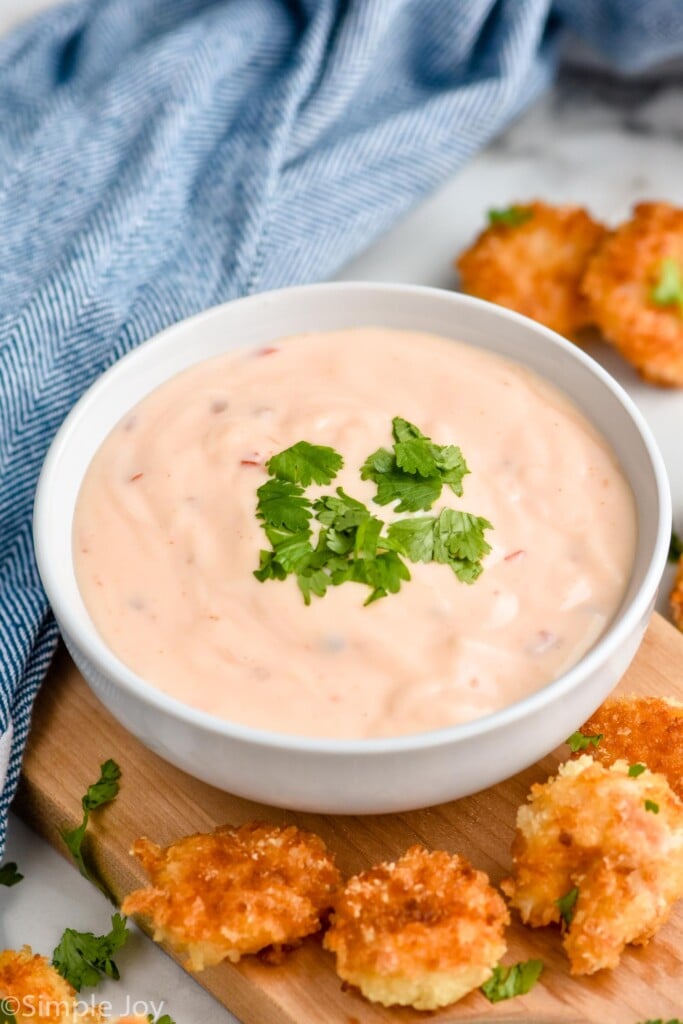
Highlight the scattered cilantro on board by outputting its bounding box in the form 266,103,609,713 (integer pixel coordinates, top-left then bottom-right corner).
52,913,129,991
0,861,23,887
254,420,492,605
60,758,121,896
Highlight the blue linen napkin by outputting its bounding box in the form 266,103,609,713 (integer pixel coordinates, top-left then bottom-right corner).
2,0,683,858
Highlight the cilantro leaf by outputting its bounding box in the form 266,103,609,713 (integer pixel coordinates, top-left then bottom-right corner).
266,441,343,486
149,1016,176,1024
0,1001,16,1024
386,516,435,562
651,258,683,311
670,529,683,563
487,205,533,228
314,488,371,531
566,730,602,753
628,763,647,777
82,758,121,811
432,508,493,567
256,478,311,532
52,913,129,992
60,759,121,895
481,958,543,1003
0,861,23,887
352,550,412,605
361,418,469,510
638,1019,683,1023
556,886,579,926
367,468,443,513
645,799,660,814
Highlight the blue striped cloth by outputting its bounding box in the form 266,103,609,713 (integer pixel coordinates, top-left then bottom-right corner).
2,0,683,858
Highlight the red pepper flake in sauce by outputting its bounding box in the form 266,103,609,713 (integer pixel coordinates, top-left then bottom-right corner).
258,346,279,356
240,459,261,467
130,472,144,482
504,549,525,562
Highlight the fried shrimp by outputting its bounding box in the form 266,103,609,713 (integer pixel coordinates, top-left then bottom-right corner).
575,694,683,800
0,947,102,1023
121,822,341,970
457,201,606,338
323,845,508,1010
582,201,683,385
502,755,683,975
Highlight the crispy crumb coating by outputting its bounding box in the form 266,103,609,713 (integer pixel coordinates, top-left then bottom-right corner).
121,822,341,970
502,756,683,975
582,202,683,385
0,947,102,1023
671,557,683,632
457,201,606,338
576,694,683,800
324,845,508,1010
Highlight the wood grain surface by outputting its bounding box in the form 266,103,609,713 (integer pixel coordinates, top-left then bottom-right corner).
13,612,683,1023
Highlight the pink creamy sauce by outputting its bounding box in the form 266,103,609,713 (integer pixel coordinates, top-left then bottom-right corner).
73,329,637,739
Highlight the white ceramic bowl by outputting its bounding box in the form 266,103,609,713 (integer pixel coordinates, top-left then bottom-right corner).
34,283,671,814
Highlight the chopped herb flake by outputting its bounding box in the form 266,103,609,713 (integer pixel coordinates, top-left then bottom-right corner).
645,800,660,814
556,886,579,926
480,959,544,1003
628,763,647,777
0,861,23,887
651,258,683,311
487,205,534,228
669,529,683,563
566,731,602,753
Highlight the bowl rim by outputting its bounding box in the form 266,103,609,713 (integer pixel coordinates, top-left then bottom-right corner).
33,281,673,755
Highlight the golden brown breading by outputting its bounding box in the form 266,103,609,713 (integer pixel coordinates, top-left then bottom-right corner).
0,947,102,1023
323,845,508,1010
502,756,683,975
457,201,606,338
582,202,683,385
121,822,341,970
576,694,683,799
671,557,683,632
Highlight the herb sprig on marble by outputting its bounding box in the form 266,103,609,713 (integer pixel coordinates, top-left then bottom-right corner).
254,418,493,605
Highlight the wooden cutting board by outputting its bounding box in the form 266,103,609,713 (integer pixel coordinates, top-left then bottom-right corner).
13,612,683,1023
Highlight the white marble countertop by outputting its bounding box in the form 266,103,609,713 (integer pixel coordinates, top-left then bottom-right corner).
3,17,683,1024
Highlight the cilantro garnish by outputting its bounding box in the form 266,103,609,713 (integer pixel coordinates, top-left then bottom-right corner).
480,959,543,1003
266,441,343,486
60,758,121,895
645,799,660,814
566,731,602,753
628,763,647,777
670,529,683,563
254,422,492,605
0,861,23,887
638,1019,683,1023
52,913,129,991
361,417,469,512
149,1016,176,1024
487,205,534,228
0,1000,16,1024
651,258,683,312
556,886,579,926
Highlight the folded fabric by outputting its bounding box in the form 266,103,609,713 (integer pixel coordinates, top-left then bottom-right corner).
2,0,683,858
